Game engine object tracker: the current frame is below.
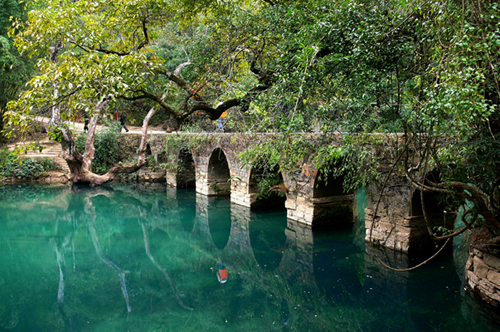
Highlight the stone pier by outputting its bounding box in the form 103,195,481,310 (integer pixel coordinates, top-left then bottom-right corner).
364,170,455,253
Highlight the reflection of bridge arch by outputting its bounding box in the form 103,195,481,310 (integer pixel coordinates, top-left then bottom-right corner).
192,195,256,263
192,195,319,292
248,210,287,272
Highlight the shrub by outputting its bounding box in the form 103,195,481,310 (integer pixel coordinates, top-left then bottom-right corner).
0,150,58,179
0,149,13,171
75,123,124,174
146,154,157,171
39,158,59,171
11,159,44,179
255,172,286,201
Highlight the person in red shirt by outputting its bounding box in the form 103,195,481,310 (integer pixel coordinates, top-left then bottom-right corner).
217,263,228,283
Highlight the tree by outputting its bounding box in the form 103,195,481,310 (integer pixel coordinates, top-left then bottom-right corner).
0,0,35,134
5,0,272,184
205,0,500,243
248,0,500,237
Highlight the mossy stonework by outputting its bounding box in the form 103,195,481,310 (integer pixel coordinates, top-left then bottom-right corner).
162,133,356,226
160,133,455,256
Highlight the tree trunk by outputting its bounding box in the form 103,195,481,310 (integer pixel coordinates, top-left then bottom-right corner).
64,106,156,185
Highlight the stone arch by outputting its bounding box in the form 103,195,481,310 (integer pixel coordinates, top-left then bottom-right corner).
406,170,457,253
207,148,231,196
248,163,286,208
311,166,355,225
410,170,445,218
313,168,349,198
176,148,196,188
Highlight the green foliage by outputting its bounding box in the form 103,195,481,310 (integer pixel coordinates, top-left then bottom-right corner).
0,149,59,179
0,0,36,134
433,226,453,237
3,0,498,229
146,154,157,171
255,171,285,202
210,182,221,193
313,135,384,192
0,149,14,171
38,157,57,171
7,158,43,179
75,125,124,174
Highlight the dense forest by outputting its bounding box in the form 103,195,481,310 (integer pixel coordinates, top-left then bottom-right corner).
1,0,499,237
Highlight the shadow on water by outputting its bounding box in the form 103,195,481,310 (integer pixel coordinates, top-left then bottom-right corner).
313,222,364,305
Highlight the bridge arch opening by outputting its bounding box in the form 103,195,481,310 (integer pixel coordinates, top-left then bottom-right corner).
312,165,354,225
313,168,347,198
248,163,286,208
410,171,445,219
409,170,454,253
207,148,231,195
176,148,196,188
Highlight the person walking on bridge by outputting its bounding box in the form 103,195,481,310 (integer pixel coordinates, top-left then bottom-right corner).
120,113,129,132
218,111,227,132
83,111,89,133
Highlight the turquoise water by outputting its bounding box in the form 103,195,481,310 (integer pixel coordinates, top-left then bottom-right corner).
0,183,499,332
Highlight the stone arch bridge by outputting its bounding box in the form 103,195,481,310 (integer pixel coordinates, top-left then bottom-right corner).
139,133,454,254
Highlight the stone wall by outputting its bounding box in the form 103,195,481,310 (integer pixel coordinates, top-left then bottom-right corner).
0,170,69,184
466,247,500,306
363,163,455,254
136,167,166,182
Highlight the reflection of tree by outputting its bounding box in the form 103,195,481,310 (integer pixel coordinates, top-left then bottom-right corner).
140,219,193,311
51,234,71,305
85,195,132,313
50,230,75,330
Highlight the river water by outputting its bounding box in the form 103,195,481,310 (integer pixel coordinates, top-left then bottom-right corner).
0,183,498,332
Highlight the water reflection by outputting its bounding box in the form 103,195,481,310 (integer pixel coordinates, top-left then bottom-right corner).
0,184,498,332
